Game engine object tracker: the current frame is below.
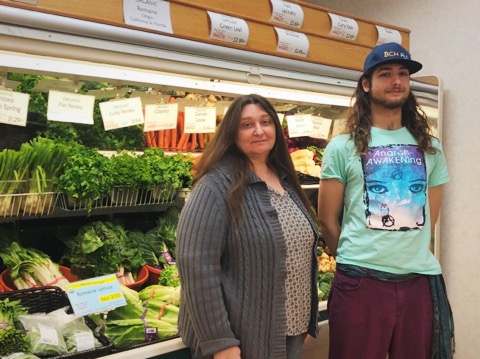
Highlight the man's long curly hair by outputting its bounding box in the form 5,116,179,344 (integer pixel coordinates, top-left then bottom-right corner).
345,72,438,156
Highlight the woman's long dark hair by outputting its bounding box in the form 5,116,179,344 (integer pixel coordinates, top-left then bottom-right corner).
193,94,316,224
346,72,438,156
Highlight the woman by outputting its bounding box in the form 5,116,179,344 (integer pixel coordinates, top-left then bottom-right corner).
176,94,320,359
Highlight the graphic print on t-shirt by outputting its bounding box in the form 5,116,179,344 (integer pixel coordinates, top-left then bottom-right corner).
362,145,426,231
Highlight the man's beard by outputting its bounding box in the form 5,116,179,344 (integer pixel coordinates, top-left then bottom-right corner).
370,91,408,109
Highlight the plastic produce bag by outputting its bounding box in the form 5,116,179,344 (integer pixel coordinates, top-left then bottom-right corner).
62,315,102,353
18,310,68,356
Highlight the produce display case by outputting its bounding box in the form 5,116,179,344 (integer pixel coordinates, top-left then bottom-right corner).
0,3,442,358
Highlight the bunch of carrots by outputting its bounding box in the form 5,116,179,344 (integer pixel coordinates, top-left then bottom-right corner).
145,111,208,151
145,96,209,151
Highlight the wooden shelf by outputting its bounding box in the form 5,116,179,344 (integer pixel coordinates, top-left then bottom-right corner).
0,0,410,72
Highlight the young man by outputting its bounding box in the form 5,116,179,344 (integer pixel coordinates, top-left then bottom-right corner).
317,42,455,359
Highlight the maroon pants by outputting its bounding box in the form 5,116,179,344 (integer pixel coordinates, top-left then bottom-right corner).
328,270,433,359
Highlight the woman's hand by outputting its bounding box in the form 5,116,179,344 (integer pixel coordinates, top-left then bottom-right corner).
213,346,241,359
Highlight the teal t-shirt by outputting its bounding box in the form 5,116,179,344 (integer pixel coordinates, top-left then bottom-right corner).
321,127,449,274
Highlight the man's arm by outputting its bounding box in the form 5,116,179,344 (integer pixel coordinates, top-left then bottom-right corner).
317,178,345,257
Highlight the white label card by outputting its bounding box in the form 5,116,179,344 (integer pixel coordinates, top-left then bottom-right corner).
311,116,333,139
286,114,313,137
184,106,217,133
47,90,95,125
38,324,59,346
275,27,309,57
269,0,304,28
65,273,127,317
74,332,96,352
100,97,144,131
328,13,358,41
123,0,173,34
375,25,402,45
144,103,178,132
0,90,29,127
207,11,249,46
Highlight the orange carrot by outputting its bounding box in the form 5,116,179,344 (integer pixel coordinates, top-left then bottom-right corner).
145,131,151,148
177,112,185,133
198,133,205,149
158,130,165,148
171,128,177,150
177,133,190,150
150,131,158,147
191,133,198,150
150,131,157,147
164,129,171,149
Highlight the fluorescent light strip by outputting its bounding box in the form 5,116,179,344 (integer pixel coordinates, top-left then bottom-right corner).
0,50,352,107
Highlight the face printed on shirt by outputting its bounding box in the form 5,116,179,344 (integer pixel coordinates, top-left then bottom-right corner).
362,145,426,231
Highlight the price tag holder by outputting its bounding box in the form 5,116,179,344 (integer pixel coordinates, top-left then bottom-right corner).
65,274,127,317
375,25,402,45
184,106,217,133
47,90,95,125
269,0,304,28
274,27,309,57
207,11,249,46
286,114,313,137
0,89,29,127
328,13,358,41
144,102,178,132
123,0,173,34
100,97,144,131
311,116,333,139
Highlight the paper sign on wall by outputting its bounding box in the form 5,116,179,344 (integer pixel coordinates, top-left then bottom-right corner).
269,0,304,29
65,274,127,317
274,27,309,57
99,97,144,131
207,11,249,46
47,90,95,125
0,89,29,127
286,114,313,137
375,25,402,45
184,106,217,133
144,103,178,132
328,13,358,41
123,0,173,34
311,116,332,139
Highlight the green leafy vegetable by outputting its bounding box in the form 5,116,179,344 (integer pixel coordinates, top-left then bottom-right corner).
104,318,178,349
0,242,69,290
62,221,145,283
109,150,151,190
158,265,180,287
0,299,29,357
54,143,114,213
0,327,30,356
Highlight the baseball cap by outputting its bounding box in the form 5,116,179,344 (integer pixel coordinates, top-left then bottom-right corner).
363,42,422,74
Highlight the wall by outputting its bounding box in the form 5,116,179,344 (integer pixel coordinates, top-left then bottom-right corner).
303,0,480,357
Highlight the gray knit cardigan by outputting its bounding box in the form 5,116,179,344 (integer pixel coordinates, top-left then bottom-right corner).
176,162,319,359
